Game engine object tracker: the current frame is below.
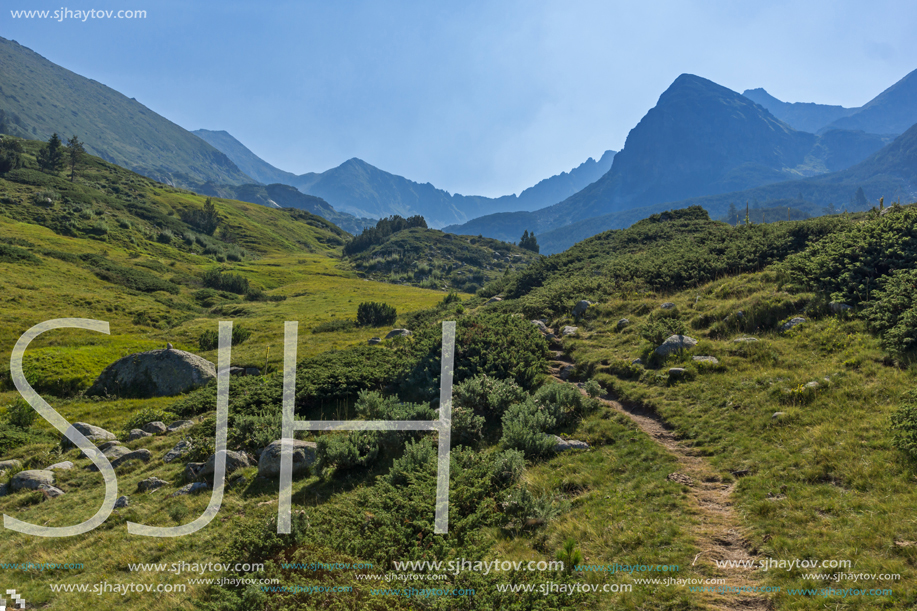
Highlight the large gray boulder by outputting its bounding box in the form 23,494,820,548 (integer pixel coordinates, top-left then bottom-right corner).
111,449,152,468
0,459,22,472
163,440,192,463
385,329,412,339
85,348,216,398
138,477,169,492
655,334,697,356
781,317,806,332
11,470,54,491
258,439,318,478
572,300,594,317
62,422,117,448
197,451,251,480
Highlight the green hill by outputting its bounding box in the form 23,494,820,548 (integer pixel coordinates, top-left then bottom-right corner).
0,37,252,188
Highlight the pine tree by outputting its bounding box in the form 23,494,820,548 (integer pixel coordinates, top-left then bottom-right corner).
519,230,539,253
66,134,85,182
855,187,869,209
727,203,737,225
36,133,65,173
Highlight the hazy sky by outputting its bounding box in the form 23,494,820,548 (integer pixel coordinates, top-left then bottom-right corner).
3,0,916,196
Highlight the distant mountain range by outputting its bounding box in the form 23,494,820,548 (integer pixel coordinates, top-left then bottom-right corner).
744,69,917,136
447,71,912,251
535,122,917,254
0,37,252,188
193,128,615,228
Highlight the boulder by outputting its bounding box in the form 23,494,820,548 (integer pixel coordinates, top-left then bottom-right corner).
385,329,412,339
561,326,578,336
367,337,381,345
184,462,205,482
572,300,594,317
110,449,152,469
98,441,121,453
781,317,806,332
166,420,194,433
660,302,676,309
258,440,318,479
171,482,209,497
39,484,65,499
692,356,719,365
46,461,74,471
0,483,8,497
553,436,590,452
229,366,246,377
11,470,54,491
142,421,168,435
197,451,251,480
558,365,575,380
530,320,548,333
85,348,216,398
85,446,132,471
485,297,502,305
616,318,630,330
804,381,820,389
668,367,687,376
163,440,192,464
62,422,116,448
114,496,130,508
631,358,644,366
830,302,852,313
245,367,261,376
127,429,152,442
655,334,697,356
138,477,169,492
0,459,22,472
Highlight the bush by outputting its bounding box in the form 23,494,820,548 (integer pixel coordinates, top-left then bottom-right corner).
499,485,569,530
535,382,598,424
491,449,525,486
198,324,253,351
864,268,917,355
453,374,527,420
202,268,250,295
891,397,917,461
450,405,484,447
5,398,37,429
356,301,397,327
228,409,282,455
584,379,603,398
315,431,384,476
501,396,557,458
638,317,687,346
388,437,436,486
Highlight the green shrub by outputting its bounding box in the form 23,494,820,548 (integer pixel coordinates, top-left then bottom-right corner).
315,430,383,476
491,449,525,486
638,317,687,345
202,268,249,295
499,485,569,530
387,437,436,486
80,254,179,294
501,396,557,458
5,398,37,429
0,243,39,265
891,398,917,461
356,301,397,327
535,382,598,424
864,268,917,355
198,324,252,351
584,379,603,398
453,374,527,420
311,319,357,334
450,405,484,447
227,409,282,455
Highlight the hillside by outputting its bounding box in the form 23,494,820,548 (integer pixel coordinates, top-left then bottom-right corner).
195,128,615,227
445,74,890,245
344,217,540,293
0,38,252,189
742,88,857,133
826,68,917,135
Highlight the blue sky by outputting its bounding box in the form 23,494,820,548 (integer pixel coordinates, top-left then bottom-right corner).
3,0,916,196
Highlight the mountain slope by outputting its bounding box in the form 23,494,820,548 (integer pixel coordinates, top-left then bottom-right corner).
826,68,917,135
742,88,857,133
447,73,895,244
195,127,615,228
0,37,252,188
535,122,917,254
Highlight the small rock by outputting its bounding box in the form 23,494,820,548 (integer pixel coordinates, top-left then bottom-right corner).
163,440,193,464
11,470,54,491
668,367,687,376
553,436,590,452
781,317,806,332
558,365,575,380
692,356,719,365
138,477,169,492
170,482,209,497
0,483,8,497
660,302,676,309
258,439,318,478
197,451,251,480
616,318,630,330
830,302,852,313
561,326,578,336
229,366,246,377
736,310,745,318
667,472,694,486
804,381,820,389
384,329,412,339
184,462,205,482
142,421,168,435
631,358,643,365
772,411,787,419
572,300,594,317
114,495,130,509
367,337,381,345
166,420,194,433
110,449,152,468
166,343,174,350
39,484,66,499
530,320,548,333
485,297,503,304
46,461,74,471
0,459,22,472
62,422,116,448
244,367,261,376
655,334,697,356
733,337,758,343
127,429,152,442
731,469,751,477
